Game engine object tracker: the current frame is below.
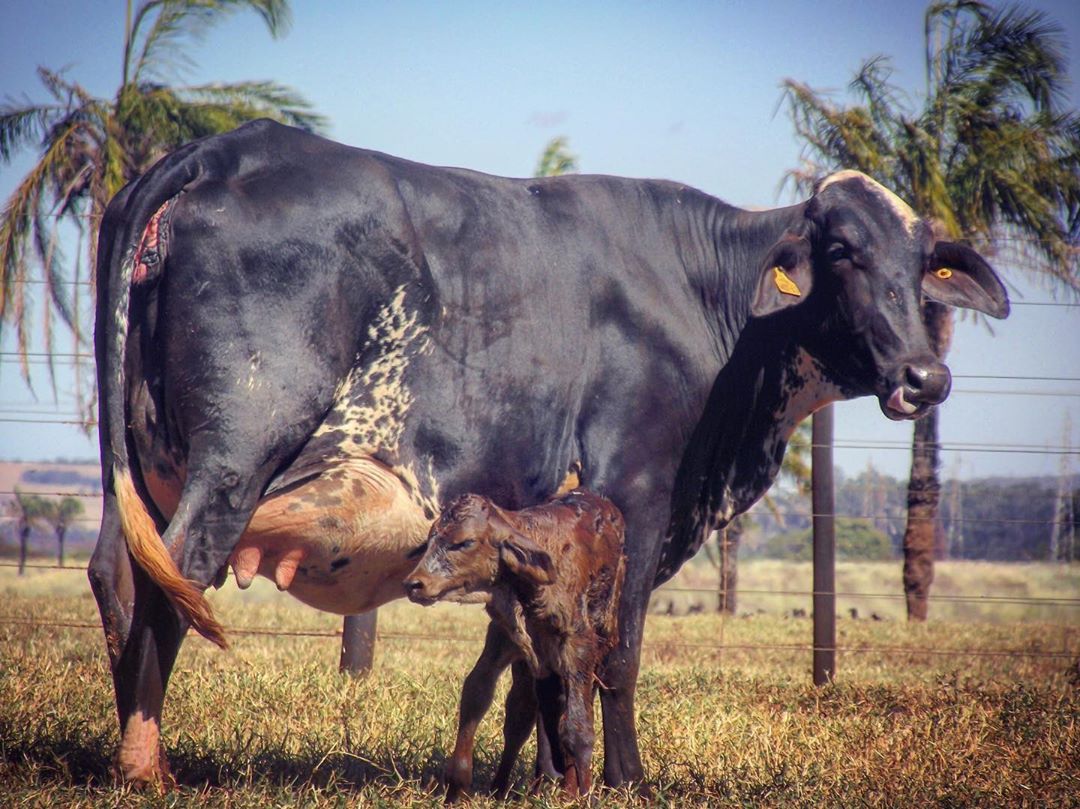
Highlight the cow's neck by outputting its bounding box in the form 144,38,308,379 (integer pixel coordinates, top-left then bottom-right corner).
656,205,839,584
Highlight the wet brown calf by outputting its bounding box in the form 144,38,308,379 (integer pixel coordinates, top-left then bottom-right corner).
404,489,625,799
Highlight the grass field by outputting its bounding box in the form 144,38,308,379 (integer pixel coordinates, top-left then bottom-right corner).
1,560,1077,807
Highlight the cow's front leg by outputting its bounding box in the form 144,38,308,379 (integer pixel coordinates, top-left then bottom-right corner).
598,590,648,788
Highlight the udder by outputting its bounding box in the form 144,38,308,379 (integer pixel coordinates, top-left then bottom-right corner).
228,457,432,614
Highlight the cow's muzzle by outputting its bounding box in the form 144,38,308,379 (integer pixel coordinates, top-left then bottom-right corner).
882,361,951,420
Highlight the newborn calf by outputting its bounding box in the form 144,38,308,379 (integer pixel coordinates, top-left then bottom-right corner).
404,489,625,798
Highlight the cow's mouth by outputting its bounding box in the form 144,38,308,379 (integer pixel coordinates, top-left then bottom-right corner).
883,386,926,420
880,361,951,420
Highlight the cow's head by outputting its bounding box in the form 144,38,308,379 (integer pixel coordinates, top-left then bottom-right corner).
750,170,1009,420
403,494,555,605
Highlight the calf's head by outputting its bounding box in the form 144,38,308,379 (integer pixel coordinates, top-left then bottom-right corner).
404,494,555,605
750,170,1009,420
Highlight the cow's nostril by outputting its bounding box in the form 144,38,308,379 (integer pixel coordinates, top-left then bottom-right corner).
905,364,929,390
902,361,951,404
403,579,422,594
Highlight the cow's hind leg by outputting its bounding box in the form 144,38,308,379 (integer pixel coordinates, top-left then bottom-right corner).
91,485,182,786
89,492,135,672
109,467,269,786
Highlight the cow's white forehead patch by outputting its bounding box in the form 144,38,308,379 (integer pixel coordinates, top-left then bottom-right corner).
818,170,919,236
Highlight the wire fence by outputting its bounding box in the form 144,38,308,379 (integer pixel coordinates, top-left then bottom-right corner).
1,559,1076,665
1,350,1077,668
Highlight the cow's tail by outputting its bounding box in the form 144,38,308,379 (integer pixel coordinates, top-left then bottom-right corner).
114,468,227,647
98,141,229,649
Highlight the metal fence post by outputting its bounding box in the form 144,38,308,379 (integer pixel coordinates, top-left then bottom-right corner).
812,405,836,685
340,610,377,676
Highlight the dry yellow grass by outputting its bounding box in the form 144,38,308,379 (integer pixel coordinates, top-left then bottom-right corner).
1,563,1077,807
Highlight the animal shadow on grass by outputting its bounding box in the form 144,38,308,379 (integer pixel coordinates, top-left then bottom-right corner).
2,723,531,798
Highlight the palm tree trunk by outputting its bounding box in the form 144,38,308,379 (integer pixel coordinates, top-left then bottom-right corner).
18,525,30,576
902,302,952,621
902,408,940,620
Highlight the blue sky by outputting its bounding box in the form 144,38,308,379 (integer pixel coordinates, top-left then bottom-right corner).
1,0,1078,481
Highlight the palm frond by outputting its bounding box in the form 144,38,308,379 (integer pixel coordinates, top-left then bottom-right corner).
0,120,84,380
181,80,327,133
535,136,579,178
0,102,62,162
131,0,292,84
787,0,1079,301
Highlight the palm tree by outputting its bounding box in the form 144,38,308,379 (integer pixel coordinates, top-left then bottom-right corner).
6,489,51,575
783,0,1080,620
0,0,324,393
45,496,85,568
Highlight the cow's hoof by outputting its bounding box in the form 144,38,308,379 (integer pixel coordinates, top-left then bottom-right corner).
112,746,176,792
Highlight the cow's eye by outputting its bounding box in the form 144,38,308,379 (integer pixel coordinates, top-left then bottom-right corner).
448,539,475,552
827,243,850,263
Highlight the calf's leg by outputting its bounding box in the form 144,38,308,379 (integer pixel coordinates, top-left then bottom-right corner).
490,659,536,798
559,668,598,796
532,672,567,792
446,622,520,801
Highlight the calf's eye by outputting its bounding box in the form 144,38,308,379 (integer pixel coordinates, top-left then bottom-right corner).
448,539,475,552
827,243,849,262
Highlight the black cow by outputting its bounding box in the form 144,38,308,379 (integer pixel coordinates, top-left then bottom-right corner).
89,120,1008,786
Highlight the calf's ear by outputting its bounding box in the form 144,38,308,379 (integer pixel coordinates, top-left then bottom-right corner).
500,532,555,586
751,235,814,318
924,241,1010,319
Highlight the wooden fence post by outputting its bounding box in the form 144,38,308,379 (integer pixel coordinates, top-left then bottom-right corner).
340,610,378,676
812,405,836,686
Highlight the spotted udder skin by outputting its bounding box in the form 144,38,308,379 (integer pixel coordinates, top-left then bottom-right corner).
228,457,430,614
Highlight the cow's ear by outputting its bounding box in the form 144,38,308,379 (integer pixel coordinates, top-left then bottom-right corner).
499,532,555,586
924,241,1010,319
751,236,814,318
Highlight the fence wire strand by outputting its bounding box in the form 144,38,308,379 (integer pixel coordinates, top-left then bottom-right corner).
0,615,1074,661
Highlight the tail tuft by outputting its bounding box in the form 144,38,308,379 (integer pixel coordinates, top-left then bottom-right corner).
114,469,229,649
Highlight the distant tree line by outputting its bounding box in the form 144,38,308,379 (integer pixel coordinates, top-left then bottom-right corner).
747,469,1078,563
20,468,101,490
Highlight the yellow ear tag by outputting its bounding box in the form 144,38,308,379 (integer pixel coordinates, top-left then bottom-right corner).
773,266,802,297
935,268,954,280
